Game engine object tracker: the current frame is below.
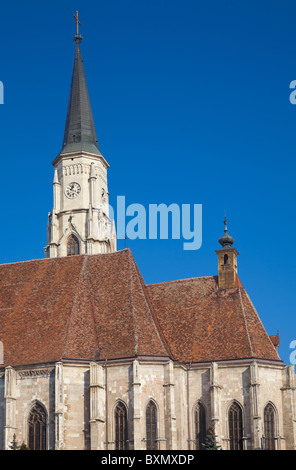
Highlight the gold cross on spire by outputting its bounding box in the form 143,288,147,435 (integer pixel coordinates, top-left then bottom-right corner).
73,11,81,36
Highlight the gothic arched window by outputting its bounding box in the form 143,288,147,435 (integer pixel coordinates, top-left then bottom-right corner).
28,402,47,450
67,234,79,256
114,402,128,450
228,402,243,450
146,400,157,450
264,403,276,450
195,401,207,450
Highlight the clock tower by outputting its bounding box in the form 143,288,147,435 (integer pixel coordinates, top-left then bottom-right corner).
44,30,116,258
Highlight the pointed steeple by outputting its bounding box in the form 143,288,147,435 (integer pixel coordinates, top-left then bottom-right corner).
59,34,102,157
45,15,116,259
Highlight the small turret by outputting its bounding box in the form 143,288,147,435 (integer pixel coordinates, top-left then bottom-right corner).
215,217,239,289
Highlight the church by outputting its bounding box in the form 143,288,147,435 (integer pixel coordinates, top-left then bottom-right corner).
0,21,295,451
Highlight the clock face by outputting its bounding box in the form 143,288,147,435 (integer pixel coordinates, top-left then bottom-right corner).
65,182,81,199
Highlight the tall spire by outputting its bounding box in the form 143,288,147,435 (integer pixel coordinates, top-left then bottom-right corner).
59,13,101,157
46,14,116,259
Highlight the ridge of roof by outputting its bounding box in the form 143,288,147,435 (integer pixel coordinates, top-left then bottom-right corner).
127,249,139,356
147,275,218,288
129,252,173,359
124,249,171,358
0,248,129,269
238,288,254,357
60,249,170,362
61,255,99,361
62,255,86,359
239,288,281,360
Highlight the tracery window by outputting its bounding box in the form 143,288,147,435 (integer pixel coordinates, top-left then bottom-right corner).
28,402,47,450
195,401,206,450
115,402,128,450
146,400,157,450
264,403,276,450
228,402,243,450
67,234,79,256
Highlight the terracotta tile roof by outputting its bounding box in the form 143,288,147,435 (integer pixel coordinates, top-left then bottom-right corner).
0,250,169,366
146,275,281,363
0,249,282,367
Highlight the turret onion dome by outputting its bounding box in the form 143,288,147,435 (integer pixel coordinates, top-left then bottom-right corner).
219,217,235,249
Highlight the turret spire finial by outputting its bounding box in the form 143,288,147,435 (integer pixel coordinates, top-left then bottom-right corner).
73,11,82,43
224,211,228,231
215,215,239,289
219,213,234,248
57,13,102,157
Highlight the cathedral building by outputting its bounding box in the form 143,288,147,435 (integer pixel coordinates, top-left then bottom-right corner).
0,27,295,451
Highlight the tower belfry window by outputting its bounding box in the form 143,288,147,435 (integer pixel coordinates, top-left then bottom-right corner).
67,234,79,256
224,254,229,265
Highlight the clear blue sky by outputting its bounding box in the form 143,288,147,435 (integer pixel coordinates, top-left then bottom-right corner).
0,0,295,365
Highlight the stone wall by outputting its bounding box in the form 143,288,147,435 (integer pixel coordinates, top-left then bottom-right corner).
0,359,295,450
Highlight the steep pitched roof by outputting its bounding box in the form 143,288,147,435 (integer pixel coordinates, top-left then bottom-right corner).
0,250,282,367
146,276,281,363
0,250,169,367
